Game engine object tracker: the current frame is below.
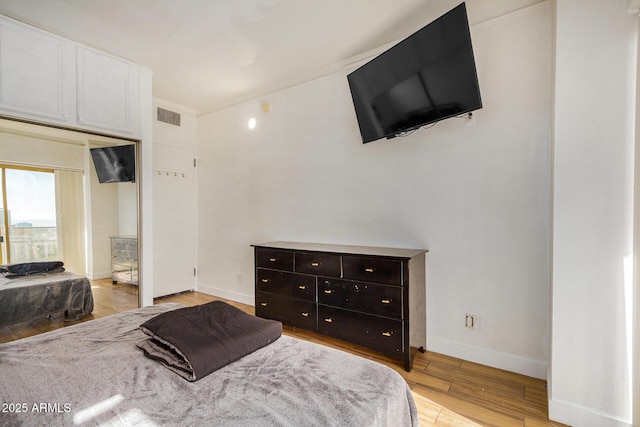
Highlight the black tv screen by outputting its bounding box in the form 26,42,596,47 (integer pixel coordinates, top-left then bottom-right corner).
347,2,482,143
90,144,135,183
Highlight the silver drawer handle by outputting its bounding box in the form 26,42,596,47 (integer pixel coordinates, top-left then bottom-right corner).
261,278,270,283
365,268,375,273
301,312,309,317
323,289,333,294
260,302,268,307
298,285,307,290
381,299,391,304
324,318,333,323
382,331,392,337
269,258,277,262
311,262,320,267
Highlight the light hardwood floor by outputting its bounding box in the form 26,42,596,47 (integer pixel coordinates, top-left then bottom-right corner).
0,278,567,427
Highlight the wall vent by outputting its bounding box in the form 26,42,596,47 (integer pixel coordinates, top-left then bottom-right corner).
157,107,181,126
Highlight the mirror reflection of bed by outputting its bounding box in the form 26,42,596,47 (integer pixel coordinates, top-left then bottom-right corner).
0,119,139,342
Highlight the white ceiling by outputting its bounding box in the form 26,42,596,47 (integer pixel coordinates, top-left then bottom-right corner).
0,0,542,116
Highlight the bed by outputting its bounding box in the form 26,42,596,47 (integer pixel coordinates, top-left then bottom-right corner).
0,302,418,426
0,263,94,327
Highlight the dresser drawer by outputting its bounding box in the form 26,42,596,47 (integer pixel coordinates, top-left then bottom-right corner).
125,246,138,258
255,292,316,330
295,252,341,277
112,251,136,263
342,255,402,285
256,248,294,271
111,239,124,251
255,291,279,320
256,269,316,301
318,278,403,320
318,306,403,357
122,239,137,252
112,238,137,252
112,269,132,283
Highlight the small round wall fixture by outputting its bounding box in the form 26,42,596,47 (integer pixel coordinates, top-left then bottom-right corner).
261,102,272,113
248,117,257,129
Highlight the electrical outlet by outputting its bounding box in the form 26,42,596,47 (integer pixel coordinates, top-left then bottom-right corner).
465,314,477,329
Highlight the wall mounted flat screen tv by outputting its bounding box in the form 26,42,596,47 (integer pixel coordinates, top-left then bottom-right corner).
347,2,482,144
90,144,135,183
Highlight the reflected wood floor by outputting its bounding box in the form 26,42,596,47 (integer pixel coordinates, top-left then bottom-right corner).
0,279,567,427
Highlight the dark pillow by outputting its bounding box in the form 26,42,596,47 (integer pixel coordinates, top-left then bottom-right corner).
0,261,65,277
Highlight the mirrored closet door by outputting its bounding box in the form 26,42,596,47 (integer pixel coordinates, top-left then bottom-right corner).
0,118,141,313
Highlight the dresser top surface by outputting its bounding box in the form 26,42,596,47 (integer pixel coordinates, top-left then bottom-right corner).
252,241,427,259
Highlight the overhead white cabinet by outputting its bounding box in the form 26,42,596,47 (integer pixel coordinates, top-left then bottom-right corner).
77,47,139,136
0,14,141,139
0,17,74,125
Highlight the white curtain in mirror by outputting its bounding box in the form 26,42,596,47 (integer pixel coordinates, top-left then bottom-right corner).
55,169,86,275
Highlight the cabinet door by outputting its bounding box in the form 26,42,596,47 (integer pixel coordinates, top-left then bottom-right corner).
76,46,139,137
0,16,74,123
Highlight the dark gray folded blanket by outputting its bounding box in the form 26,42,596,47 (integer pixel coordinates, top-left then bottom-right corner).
0,261,65,277
137,301,282,381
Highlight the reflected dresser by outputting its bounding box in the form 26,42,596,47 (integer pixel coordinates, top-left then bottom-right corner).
110,236,138,286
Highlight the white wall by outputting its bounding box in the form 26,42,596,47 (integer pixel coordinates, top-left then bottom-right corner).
550,1,637,425
86,158,119,279
197,2,552,379
0,128,84,169
85,139,139,280
117,183,137,235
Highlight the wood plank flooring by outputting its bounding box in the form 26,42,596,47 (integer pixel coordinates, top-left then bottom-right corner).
0,278,567,427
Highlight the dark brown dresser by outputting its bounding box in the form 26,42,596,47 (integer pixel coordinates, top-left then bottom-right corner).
252,241,426,371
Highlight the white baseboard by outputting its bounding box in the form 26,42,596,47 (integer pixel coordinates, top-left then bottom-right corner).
87,271,111,280
197,284,254,306
549,397,632,427
428,336,548,380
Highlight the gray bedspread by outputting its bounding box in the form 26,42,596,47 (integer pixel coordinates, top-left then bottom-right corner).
0,303,418,426
0,271,94,326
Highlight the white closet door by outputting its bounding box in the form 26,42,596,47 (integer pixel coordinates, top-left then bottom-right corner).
152,144,196,297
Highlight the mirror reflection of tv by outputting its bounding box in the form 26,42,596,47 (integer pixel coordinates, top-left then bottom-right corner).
347,2,482,143
90,144,135,183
